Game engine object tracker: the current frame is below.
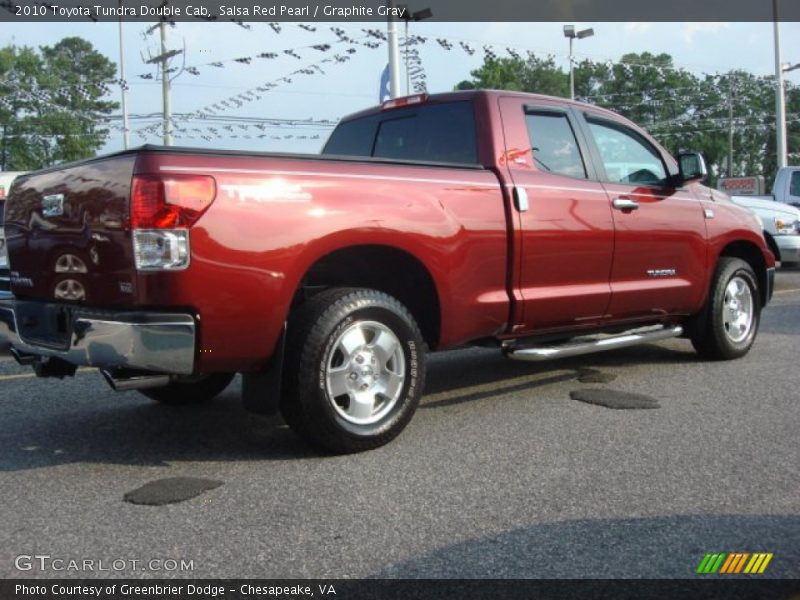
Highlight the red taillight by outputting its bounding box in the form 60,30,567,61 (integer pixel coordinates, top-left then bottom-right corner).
131,174,216,229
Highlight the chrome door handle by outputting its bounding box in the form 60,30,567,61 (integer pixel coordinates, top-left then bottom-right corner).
612,198,639,211
514,186,529,213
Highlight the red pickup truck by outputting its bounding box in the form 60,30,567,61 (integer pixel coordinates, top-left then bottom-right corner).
0,90,775,453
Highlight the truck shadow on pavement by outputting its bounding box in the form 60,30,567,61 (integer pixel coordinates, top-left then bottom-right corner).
369,513,800,579
421,343,696,410
0,342,698,472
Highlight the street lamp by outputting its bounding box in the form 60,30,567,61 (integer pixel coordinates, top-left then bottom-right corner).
563,24,594,100
401,6,433,95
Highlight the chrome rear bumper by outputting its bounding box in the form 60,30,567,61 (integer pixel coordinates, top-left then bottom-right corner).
0,298,195,375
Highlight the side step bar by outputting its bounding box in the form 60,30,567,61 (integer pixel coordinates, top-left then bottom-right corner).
505,325,683,362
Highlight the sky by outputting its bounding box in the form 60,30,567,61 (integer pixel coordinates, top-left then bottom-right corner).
2,20,799,155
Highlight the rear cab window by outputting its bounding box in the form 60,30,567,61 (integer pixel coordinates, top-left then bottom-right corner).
322,101,478,165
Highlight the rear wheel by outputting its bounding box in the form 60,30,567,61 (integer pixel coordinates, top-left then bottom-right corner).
690,257,760,360
281,288,426,454
139,373,235,405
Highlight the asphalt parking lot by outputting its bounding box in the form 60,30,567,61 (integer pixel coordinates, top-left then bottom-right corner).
1,270,798,579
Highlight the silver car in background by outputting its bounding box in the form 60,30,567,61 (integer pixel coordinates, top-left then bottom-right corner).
732,194,800,267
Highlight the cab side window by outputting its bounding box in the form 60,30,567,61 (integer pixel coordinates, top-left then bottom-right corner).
525,112,587,179
587,119,668,186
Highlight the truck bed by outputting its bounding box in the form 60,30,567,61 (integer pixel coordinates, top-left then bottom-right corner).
4,146,509,372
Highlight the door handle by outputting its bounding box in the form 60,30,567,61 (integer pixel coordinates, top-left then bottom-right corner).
514,186,529,213
612,198,639,211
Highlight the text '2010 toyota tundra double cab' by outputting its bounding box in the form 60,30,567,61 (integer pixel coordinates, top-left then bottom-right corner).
0,90,775,453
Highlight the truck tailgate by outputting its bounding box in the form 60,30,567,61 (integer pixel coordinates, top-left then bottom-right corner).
4,155,137,306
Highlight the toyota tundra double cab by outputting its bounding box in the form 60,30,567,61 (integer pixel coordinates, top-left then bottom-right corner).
0,90,775,452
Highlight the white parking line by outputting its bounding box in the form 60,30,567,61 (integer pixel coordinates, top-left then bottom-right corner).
774,288,800,295
0,368,93,382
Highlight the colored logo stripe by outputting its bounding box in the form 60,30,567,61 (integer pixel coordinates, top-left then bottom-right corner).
719,553,749,573
744,553,773,574
697,553,725,574
697,552,773,574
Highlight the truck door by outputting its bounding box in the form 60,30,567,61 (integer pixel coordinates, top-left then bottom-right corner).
498,97,614,333
576,111,708,320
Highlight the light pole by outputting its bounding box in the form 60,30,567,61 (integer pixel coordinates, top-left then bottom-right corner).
774,0,787,169
386,0,402,99
563,25,594,100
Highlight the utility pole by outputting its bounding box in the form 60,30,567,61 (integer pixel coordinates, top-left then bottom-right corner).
143,18,182,146
118,1,129,149
159,21,172,146
386,0,401,99
774,0,787,169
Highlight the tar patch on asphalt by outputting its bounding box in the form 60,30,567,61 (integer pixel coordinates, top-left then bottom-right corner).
123,477,223,506
569,388,659,409
577,368,617,383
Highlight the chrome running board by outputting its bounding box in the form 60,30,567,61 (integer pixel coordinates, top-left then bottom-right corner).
505,325,683,362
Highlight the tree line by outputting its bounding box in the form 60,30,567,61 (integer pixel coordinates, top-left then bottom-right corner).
1,38,797,186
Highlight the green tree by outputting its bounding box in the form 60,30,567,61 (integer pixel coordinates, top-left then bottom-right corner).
0,37,118,171
456,54,568,97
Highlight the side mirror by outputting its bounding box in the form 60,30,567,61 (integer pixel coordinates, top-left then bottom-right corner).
677,152,707,183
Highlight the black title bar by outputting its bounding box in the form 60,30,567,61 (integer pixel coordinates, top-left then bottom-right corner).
3,580,800,600
2,0,800,22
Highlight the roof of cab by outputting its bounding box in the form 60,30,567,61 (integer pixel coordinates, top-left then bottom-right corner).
338,89,623,122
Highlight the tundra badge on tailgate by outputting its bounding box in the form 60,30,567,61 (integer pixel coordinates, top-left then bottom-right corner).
42,193,64,217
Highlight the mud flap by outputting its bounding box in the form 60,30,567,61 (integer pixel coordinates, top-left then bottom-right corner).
242,323,286,415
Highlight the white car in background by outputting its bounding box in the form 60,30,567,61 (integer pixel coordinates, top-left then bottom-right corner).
731,194,800,267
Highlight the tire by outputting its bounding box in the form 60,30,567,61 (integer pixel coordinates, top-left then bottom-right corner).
140,373,235,405
281,288,426,454
690,257,760,360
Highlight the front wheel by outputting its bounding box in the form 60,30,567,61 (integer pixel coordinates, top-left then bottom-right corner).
281,288,426,454
690,257,761,360
139,373,235,405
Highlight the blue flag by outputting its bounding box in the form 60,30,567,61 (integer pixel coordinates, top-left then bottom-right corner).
379,64,391,102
